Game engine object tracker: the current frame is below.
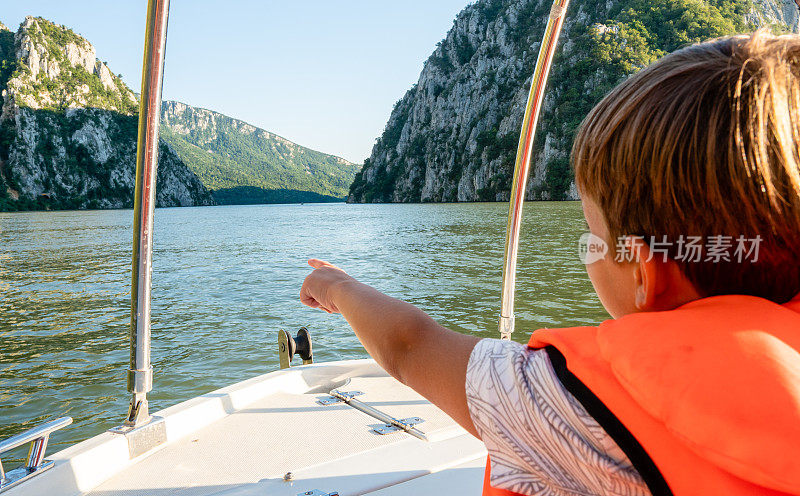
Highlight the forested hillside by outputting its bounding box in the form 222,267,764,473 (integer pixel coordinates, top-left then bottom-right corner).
349,0,798,203
161,101,361,204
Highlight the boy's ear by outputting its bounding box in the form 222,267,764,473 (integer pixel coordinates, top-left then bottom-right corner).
629,237,666,311
627,236,704,313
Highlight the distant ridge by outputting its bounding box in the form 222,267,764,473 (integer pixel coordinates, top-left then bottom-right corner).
161,101,362,205
0,15,361,211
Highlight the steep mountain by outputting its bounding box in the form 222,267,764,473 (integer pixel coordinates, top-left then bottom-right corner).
160,101,361,204
0,16,214,211
349,0,799,203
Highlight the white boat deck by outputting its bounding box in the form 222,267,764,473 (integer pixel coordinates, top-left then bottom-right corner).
8,360,486,496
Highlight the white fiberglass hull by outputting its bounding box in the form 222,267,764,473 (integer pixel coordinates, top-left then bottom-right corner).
6,360,485,496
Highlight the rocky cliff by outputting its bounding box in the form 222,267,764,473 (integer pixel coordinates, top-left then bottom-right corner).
349,0,799,203
161,101,361,204
0,17,214,211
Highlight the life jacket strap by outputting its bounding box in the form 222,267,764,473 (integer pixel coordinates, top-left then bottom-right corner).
544,346,672,496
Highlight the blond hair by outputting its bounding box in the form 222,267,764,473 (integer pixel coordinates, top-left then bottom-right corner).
574,31,800,303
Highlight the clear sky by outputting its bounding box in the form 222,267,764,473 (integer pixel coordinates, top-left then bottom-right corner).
2,1,472,164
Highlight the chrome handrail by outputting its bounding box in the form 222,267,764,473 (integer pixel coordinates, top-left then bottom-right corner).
125,0,171,428
0,417,72,492
499,0,571,340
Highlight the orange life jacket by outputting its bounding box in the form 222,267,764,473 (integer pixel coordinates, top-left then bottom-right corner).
482,294,800,496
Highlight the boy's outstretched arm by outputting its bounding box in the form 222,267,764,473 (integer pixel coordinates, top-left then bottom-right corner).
300,259,480,438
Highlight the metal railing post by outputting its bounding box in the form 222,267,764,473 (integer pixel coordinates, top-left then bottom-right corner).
125,0,171,428
499,0,570,340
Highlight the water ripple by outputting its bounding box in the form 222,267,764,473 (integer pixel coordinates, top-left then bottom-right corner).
0,202,606,453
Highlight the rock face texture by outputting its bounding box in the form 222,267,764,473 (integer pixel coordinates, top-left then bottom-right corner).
758,0,800,30
0,17,213,211
349,0,799,203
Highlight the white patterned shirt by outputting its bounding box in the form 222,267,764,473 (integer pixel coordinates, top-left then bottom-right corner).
465,338,651,496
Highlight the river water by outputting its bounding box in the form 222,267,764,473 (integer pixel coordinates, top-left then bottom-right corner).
0,202,606,457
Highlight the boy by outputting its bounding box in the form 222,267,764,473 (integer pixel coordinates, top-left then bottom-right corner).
300,31,800,495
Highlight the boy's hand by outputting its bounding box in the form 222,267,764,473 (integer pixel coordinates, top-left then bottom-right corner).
300,259,353,314
298,257,480,438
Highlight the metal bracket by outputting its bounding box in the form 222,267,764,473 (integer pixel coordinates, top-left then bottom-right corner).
127,367,153,394
0,461,54,494
499,315,514,341
372,417,425,435
318,390,428,441
317,391,363,406
108,416,167,459
296,490,339,496
0,417,72,493
120,391,152,430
